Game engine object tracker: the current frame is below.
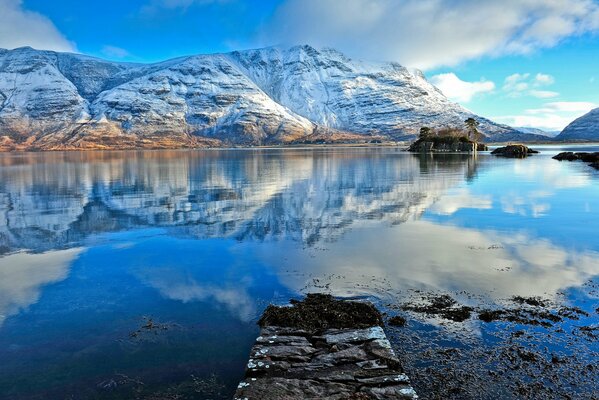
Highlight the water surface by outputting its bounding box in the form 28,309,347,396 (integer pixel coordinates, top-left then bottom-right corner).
0,147,598,399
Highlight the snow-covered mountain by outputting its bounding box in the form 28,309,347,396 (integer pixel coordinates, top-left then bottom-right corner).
0,45,528,150
555,108,599,141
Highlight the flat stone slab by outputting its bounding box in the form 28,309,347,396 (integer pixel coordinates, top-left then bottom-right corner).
234,325,418,399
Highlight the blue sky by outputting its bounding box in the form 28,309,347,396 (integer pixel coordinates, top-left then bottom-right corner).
2,0,598,131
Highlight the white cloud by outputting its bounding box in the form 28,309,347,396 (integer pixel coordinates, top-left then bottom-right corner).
263,0,599,69
542,101,597,112
503,72,558,98
493,101,597,130
534,73,555,86
101,45,131,59
529,90,560,98
0,0,75,52
429,73,495,103
504,73,530,88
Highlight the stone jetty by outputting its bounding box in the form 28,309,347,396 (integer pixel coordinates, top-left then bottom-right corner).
234,294,418,399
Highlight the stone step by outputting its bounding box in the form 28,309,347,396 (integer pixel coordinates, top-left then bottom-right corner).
234,295,418,399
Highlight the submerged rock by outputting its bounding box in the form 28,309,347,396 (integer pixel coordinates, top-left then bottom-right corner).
491,144,539,158
388,316,407,327
552,152,580,161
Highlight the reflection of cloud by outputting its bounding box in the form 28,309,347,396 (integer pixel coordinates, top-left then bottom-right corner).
133,267,256,322
0,249,81,326
500,191,551,217
429,188,492,215
263,220,599,302
512,161,591,189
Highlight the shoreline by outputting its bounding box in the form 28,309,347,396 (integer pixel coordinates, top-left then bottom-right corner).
1,141,599,154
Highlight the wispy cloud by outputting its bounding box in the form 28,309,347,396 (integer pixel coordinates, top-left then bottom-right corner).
140,0,228,15
263,0,599,69
101,45,131,59
528,101,597,113
529,90,560,99
0,0,75,52
429,73,495,103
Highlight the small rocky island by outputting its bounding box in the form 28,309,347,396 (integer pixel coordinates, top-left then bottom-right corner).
234,294,418,400
553,151,599,169
408,121,489,153
491,144,539,158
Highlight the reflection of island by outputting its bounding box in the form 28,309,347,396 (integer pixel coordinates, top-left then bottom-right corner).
0,150,477,253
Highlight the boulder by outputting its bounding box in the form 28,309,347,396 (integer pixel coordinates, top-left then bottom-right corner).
553,152,579,161
576,152,599,162
491,144,539,158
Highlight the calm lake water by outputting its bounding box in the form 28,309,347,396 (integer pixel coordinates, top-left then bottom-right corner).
0,146,598,399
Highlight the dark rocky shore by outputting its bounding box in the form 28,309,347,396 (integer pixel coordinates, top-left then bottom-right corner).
234,294,418,399
384,290,598,400
553,151,599,169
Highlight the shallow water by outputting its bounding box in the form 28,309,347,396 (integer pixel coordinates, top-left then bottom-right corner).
0,146,597,399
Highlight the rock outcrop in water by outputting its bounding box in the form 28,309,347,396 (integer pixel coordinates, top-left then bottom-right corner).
553,152,599,170
491,144,539,158
0,45,535,150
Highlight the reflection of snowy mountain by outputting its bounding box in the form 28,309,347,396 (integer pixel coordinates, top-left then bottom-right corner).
0,151,477,253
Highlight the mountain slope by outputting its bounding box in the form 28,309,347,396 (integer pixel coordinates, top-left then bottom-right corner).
555,108,599,141
229,46,520,140
0,45,528,150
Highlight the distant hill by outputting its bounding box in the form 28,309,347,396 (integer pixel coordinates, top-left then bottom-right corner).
555,108,599,141
514,127,560,138
0,45,538,150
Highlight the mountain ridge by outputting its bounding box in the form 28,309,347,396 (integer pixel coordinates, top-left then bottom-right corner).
0,45,536,150
555,107,599,141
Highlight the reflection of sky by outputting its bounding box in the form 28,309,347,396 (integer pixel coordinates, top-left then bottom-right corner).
256,219,599,302
425,154,599,251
